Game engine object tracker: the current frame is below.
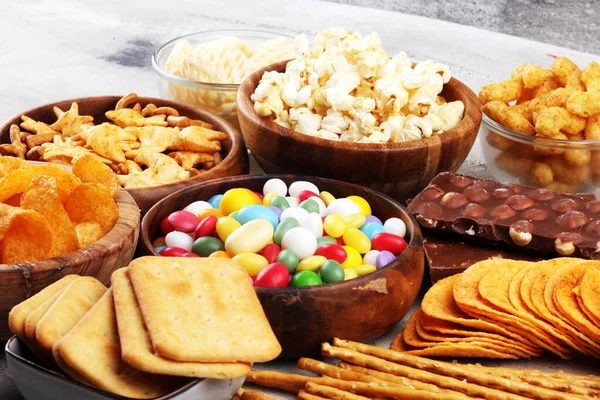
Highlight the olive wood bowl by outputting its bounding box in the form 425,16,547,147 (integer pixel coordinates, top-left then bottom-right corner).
237,60,482,202
0,187,140,342
0,96,250,215
139,174,424,358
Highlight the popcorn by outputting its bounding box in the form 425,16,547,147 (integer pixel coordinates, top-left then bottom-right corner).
252,28,464,143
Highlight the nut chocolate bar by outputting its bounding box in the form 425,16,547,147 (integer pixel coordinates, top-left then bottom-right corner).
408,172,600,259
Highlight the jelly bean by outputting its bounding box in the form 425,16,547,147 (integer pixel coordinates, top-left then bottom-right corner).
183,201,212,216
155,245,167,252
220,188,260,215
225,219,274,256
319,191,336,206
281,227,317,260
165,231,193,252
355,264,377,276
296,255,326,272
298,190,320,203
271,196,290,211
289,181,319,198
209,250,231,258
261,243,281,264
323,214,346,238
301,212,323,238
300,199,320,214
207,194,223,209
263,178,287,197
276,249,299,274
343,213,366,229
159,247,187,257
365,215,383,225
384,217,407,238
192,236,225,257
363,249,380,266
194,215,218,238
280,207,309,224
360,222,386,241
341,245,362,269
237,205,279,229
160,216,175,235
232,253,268,277
285,196,299,208
372,233,407,254
229,211,239,221
315,244,347,264
268,206,282,220
344,268,358,280
342,228,371,254
152,236,166,247
376,250,396,269
167,210,200,233
347,195,371,215
336,237,345,246
263,192,278,206
253,191,264,202
310,196,327,216
319,260,345,283
325,198,360,217
183,252,200,258
274,217,300,245
255,263,290,288
290,270,323,287
316,236,337,247
197,209,224,221
215,217,241,241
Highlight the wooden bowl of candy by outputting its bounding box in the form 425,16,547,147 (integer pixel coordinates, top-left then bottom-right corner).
237,59,482,202
139,174,424,358
0,94,249,215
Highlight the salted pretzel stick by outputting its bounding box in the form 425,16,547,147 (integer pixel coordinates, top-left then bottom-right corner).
464,364,600,387
329,340,585,400
304,382,370,400
245,370,330,392
240,389,276,400
297,391,329,400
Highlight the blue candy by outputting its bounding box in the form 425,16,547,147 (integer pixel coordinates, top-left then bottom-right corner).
208,194,223,209
237,205,279,229
155,245,167,252
360,222,386,241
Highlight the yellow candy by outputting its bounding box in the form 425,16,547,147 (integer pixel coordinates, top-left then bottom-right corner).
296,255,327,272
263,192,278,206
219,188,260,216
344,268,358,280
343,228,371,254
354,264,377,276
323,214,346,238
347,195,371,215
208,250,231,259
232,253,268,277
343,213,366,229
320,191,336,206
215,216,241,241
341,245,362,269
225,219,274,256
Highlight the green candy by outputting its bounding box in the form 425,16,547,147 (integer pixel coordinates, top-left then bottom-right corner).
300,199,319,214
290,270,323,287
271,196,290,211
276,249,299,274
319,260,345,283
191,236,225,257
316,236,337,247
229,211,239,221
274,217,299,245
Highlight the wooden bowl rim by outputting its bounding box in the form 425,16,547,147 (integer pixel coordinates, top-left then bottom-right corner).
0,95,247,194
141,174,423,293
237,59,482,152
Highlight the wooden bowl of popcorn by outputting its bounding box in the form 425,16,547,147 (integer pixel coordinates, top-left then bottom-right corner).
237,30,482,202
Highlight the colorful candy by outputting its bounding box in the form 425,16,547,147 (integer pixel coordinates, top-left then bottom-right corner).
167,210,200,233
232,253,268,276
220,188,260,215
255,263,289,288
237,205,279,229
183,201,212,216
192,236,225,257
371,233,407,254
260,243,281,264
290,270,323,287
315,244,347,264
281,227,317,260
165,231,193,252
319,260,345,283
194,215,217,238
225,219,274,256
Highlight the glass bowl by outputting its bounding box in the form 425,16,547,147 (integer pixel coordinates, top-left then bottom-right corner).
152,29,293,130
480,113,600,196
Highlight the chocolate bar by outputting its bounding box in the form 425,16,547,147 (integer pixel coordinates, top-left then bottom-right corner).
408,172,600,259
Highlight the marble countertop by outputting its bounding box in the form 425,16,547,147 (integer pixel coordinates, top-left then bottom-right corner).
1,0,599,399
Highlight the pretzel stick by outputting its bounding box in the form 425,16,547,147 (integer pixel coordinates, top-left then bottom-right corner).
304,382,370,400
245,370,329,392
464,364,600,388
329,341,585,400
297,391,329,400
240,390,276,400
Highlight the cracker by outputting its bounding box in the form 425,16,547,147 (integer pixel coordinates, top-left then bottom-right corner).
128,257,281,363
579,266,600,325
35,276,107,355
24,292,62,350
55,289,177,399
111,268,251,378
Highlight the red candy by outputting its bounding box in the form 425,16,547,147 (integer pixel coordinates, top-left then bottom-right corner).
194,215,218,238
255,263,289,288
371,233,407,254
168,210,200,233
253,191,264,201
182,252,200,257
160,217,175,235
335,237,345,246
260,243,281,264
315,244,347,264
298,190,320,203
159,247,188,257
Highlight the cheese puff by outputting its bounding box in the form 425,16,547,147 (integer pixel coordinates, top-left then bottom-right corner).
516,87,535,104
589,150,600,176
531,74,561,98
585,116,600,140
564,149,591,166
513,95,547,123
566,91,600,118
546,87,581,108
479,79,522,104
494,151,534,179
543,181,584,194
486,132,515,151
535,106,586,139
544,155,590,184
582,61,600,92
550,57,585,90
511,64,552,88
483,100,535,134
530,161,554,186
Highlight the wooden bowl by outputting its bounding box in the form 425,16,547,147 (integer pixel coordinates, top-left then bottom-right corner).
237,60,482,202
139,174,424,358
0,96,250,215
0,188,140,342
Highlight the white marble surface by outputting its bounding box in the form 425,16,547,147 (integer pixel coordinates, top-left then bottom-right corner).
1,1,600,399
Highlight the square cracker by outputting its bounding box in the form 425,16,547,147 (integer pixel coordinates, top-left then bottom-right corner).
23,290,65,367
55,289,178,399
112,268,251,378
128,257,281,363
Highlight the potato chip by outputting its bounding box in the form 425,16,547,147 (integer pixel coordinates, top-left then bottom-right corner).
578,267,600,326
0,203,52,263
75,222,103,248
72,155,118,197
0,164,81,203
0,157,29,179
64,183,118,236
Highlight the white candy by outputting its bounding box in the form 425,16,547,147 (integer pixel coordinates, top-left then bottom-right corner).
308,196,327,216
301,212,324,238
281,227,317,260
289,181,319,198
183,201,212,216
285,196,300,208
165,231,193,252
384,217,406,237
263,178,287,197
325,198,361,217
363,250,380,266
280,207,309,225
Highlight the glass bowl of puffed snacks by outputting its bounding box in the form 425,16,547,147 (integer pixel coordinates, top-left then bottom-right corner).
153,29,307,130
479,57,600,195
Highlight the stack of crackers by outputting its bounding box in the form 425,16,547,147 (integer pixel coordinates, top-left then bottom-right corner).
8,257,281,399
392,258,600,359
